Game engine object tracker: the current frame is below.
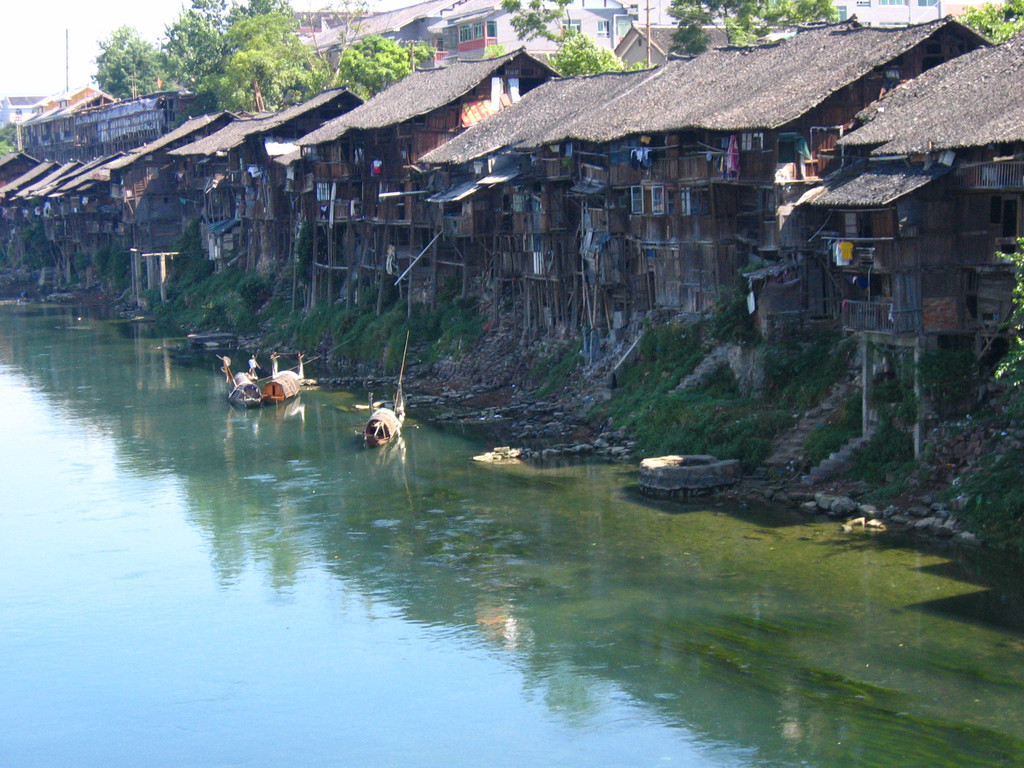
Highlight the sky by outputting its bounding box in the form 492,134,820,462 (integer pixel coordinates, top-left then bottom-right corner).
0,0,398,98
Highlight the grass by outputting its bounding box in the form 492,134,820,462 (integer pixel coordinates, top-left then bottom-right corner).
596,318,851,466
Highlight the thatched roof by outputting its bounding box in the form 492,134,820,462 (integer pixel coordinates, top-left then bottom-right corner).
47,155,122,197
422,19,985,161
799,161,949,207
841,33,1024,154
0,160,57,200
420,69,656,164
170,88,360,157
297,50,555,146
106,112,233,170
13,162,80,200
564,19,987,141
0,151,39,170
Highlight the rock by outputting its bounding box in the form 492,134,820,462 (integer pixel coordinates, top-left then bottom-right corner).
472,446,523,463
800,501,819,514
815,492,837,511
857,503,881,519
954,531,981,546
829,496,859,517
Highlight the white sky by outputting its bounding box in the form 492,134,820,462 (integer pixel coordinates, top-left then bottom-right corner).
0,0,399,98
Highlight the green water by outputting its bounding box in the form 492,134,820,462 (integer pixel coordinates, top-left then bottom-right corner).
1,303,1022,767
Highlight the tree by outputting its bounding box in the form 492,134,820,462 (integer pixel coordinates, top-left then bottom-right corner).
337,36,433,99
483,44,508,59
215,11,330,110
501,0,573,42
668,0,837,54
95,26,168,99
0,123,16,156
163,0,231,100
962,0,1024,43
550,32,627,75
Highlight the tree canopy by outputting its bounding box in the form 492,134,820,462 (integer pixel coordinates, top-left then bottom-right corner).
337,36,433,99
501,0,572,42
95,26,169,99
961,0,1024,43
216,11,329,110
550,32,627,75
668,0,837,54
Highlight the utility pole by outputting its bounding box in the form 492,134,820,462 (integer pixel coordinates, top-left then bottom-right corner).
645,0,651,68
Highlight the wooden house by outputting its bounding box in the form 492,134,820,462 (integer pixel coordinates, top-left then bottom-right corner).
799,34,1024,359
168,88,362,272
421,19,986,338
106,113,235,256
0,152,42,188
295,49,556,310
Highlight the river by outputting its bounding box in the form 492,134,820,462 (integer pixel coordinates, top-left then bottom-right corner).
1,303,1023,767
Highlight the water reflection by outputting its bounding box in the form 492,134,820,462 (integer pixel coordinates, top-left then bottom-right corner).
2,304,1023,768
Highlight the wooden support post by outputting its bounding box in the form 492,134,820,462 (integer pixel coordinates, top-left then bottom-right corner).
913,338,922,459
861,334,871,437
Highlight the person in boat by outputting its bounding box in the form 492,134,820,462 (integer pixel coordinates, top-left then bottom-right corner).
248,352,262,380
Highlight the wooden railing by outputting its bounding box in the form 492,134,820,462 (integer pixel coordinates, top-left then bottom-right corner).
952,161,1024,190
841,300,921,334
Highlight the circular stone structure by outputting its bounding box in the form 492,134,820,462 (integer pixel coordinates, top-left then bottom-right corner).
638,454,742,498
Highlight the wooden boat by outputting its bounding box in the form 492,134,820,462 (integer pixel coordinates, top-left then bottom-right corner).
363,390,405,447
261,352,304,405
221,356,262,408
363,332,409,448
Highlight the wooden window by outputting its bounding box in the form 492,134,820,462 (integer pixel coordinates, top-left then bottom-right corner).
740,132,763,151
631,185,665,214
473,21,484,39
487,20,497,36
631,186,644,214
459,25,472,42
680,187,709,216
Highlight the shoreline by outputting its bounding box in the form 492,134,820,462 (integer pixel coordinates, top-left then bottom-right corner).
4,280,995,554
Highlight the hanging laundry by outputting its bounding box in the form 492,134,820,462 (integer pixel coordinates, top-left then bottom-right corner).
371,159,382,176
726,135,740,179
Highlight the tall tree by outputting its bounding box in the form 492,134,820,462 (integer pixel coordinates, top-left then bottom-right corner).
163,0,231,98
337,35,433,99
216,11,329,110
668,0,837,54
95,26,168,99
550,32,627,75
501,0,573,42
962,0,1024,43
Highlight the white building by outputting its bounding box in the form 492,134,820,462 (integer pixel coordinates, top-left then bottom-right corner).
835,0,996,27
1,95,47,127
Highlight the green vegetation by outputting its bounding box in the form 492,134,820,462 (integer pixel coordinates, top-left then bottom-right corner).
549,32,628,75
147,224,484,371
93,0,433,114
668,0,837,54
595,302,851,465
956,445,1024,554
95,26,169,99
961,0,1024,43
802,393,861,466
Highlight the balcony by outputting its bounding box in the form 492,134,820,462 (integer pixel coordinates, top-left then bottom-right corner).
952,161,1024,190
841,300,921,335
540,157,572,180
